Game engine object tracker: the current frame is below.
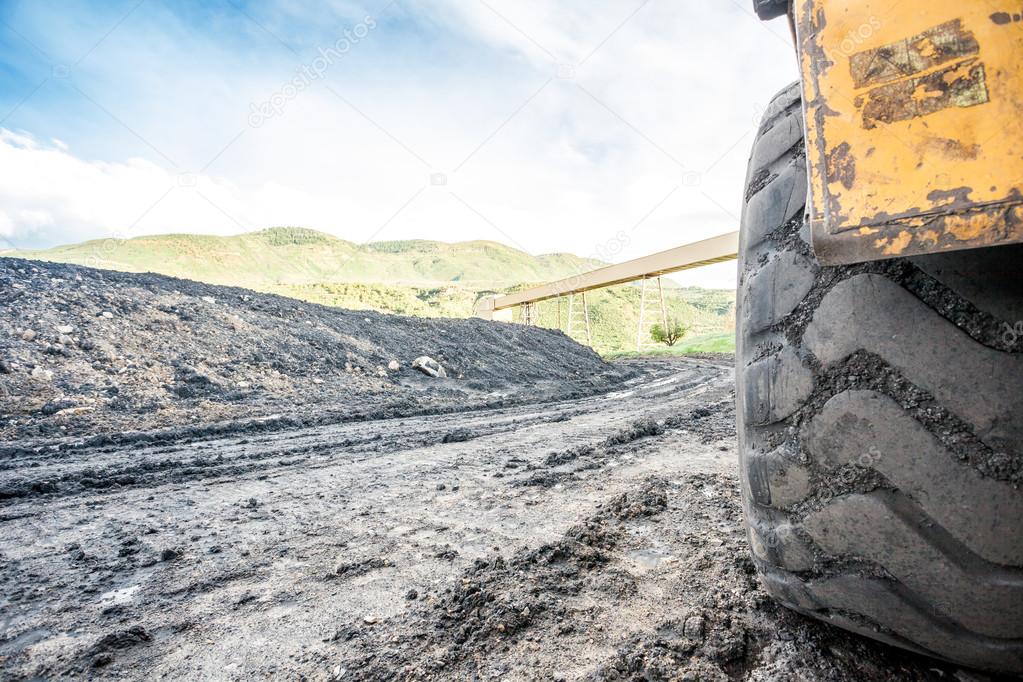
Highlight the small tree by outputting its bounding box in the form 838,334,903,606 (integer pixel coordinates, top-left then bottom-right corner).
650,319,690,347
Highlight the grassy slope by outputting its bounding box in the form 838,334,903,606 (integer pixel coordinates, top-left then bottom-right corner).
15,228,603,288
605,333,736,358
10,227,736,355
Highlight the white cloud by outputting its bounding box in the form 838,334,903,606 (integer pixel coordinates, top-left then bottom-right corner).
0,210,14,239
0,2,798,288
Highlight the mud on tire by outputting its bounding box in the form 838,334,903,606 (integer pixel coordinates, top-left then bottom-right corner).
736,82,1023,674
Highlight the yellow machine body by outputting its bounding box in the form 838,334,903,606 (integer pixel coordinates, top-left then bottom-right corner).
794,0,1023,264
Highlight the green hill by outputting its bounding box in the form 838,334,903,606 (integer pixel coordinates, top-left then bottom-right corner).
7,227,735,355
12,227,603,288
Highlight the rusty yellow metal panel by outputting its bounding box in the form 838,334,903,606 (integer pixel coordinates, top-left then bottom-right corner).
794,0,1023,264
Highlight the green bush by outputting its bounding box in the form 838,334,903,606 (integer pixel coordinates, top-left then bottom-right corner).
650,319,690,346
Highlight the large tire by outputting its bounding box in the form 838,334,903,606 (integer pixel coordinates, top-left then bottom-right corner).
737,82,1023,674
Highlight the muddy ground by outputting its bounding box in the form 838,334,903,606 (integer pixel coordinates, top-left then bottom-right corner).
1,353,1005,680
0,259,1011,680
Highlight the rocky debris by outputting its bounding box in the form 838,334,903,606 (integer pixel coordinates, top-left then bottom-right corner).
87,626,152,667
171,366,220,398
30,366,53,380
335,473,977,681
411,355,446,378
0,257,628,441
331,557,394,579
341,480,669,678
159,548,180,561
441,428,473,443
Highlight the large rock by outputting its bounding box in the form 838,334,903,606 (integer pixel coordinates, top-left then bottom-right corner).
411,356,446,378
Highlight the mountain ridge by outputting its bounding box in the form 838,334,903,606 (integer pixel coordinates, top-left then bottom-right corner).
8,227,606,288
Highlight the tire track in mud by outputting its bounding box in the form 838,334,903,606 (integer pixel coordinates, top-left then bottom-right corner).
0,357,733,679
0,359,726,503
1,355,990,681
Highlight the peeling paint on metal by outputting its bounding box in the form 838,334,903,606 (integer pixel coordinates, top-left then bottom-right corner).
877,230,913,255
826,142,856,190
860,60,989,129
927,186,975,207
849,19,979,89
945,212,994,241
990,12,1023,25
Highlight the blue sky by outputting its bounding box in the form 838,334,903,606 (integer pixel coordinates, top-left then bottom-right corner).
0,0,796,287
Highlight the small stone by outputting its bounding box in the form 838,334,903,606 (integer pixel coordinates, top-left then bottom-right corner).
101,311,114,319
244,498,258,508
55,325,74,334
411,356,446,378
0,360,11,374
31,367,53,380
201,296,216,304
312,378,324,385
58,334,74,346
405,589,418,601
683,614,705,640
436,483,446,491
21,330,36,342
91,653,114,668
387,360,400,371
363,615,377,625
160,548,180,561
236,380,251,388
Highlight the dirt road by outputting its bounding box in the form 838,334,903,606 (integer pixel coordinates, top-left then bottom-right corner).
1,356,990,680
